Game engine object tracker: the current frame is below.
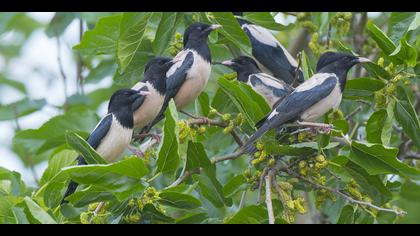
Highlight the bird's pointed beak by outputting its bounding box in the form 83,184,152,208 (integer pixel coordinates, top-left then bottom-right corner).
221,60,234,66
139,90,151,96
356,57,372,63
206,24,222,32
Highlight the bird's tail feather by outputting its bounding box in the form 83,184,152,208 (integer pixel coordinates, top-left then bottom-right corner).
61,156,86,205
241,123,272,154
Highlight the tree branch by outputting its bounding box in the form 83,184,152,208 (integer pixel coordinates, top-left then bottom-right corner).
265,174,275,224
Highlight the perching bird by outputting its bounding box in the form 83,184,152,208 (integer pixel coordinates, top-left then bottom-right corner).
61,89,149,204
168,22,221,110
218,56,293,108
233,13,304,86
131,57,175,129
242,52,371,153
136,52,195,140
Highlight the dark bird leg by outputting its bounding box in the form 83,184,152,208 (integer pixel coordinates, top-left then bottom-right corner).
180,110,212,125
296,121,333,134
128,145,145,157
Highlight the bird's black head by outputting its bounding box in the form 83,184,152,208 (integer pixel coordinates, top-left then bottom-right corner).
183,23,221,48
143,57,173,94
108,89,146,128
317,52,370,73
317,51,371,91
219,56,261,82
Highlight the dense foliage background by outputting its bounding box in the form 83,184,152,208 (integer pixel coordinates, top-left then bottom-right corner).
0,12,419,224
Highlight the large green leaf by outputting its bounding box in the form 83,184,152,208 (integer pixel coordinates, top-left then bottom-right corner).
366,109,388,144
223,174,246,198
185,141,211,172
157,100,180,176
212,12,252,55
117,13,153,73
336,205,354,224
74,14,122,55
389,36,418,67
400,180,420,201
0,98,46,121
388,13,416,44
158,191,202,209
43,157,148,207
45,12,77,38
65,131,107,165
408,13,420,31
39,149,78,186
176,212,208,224
343,77,386,100
0,75,27,94
217,77,270,129
226,205,268,224
0,167,26,197
348,141,420,180
366,21,397,56
84,60,117,84
394,86,420,148
13,106,99,155
345,162,392,205
24,197,57,224
152,12,184,55
65,186,115,207
243,12,294,31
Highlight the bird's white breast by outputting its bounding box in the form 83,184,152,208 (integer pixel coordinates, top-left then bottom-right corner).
170,49,211,110
300,80,342,122
95,114,133,163
132,82,165,129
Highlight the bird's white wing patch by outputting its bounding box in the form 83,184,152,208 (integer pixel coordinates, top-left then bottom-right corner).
255,73,286,89
244,24,279,47
267,109,279,120
166,49,196,77
132,82,147,91
294,73,336,93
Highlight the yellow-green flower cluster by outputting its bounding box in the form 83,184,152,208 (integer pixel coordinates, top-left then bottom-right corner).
330,12,352,36
251,142,269,166
296,13,318,33
123,187,165,224
80,202,109,224
309,33,326,58
168,32,183,56
277,179,307,223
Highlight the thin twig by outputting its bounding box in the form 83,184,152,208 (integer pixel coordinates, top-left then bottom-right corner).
345,106,363,120
238,190,247,210
326,23,332,49
167,169,201,189
76,17,85,94
89,202,106,224
55,35,68,110
257,167,269,204
265,174,275,224
210,150,245,163
286,169,406,216
292,51,303,87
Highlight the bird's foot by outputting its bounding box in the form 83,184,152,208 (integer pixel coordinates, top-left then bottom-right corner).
128,146,145,158
136,133,161,143
296,121,333,134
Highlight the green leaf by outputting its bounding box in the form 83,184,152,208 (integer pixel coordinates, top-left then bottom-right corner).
24,197,57,224
0,98,46,121
400,180,420,201
84,60,117,84
152,12,183,55
243,12,293,31
408,13,420,31
13,106,99,155
11,207,29,224
212,12,252,55
196,92,210,117
65,131,107,165
117,13,153,73
157,100,180,175
343,77,386,100
345,162,392,205
389,36,418,67
185,141,211,172
0,196,21,223
388,13,416,43
218,77,270,129
44,157,148,207
45,12,77,37
65,186,115,207
226,205,267,224
366,21,397,56
366,109,388,144
363,62,392,80
140,204,174,223
0,167,26,197
176,212,208,224
158,191,202,209
337,205,354,224
394,86,420,148
0,75,27,94
266,141,339,156
348,141,420,180
223,175,246,197
39,149,78,186
74,14,122,55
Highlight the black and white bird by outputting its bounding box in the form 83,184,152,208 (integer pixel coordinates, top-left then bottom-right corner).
61,89,149,204
218,56,293,108
242,52,371,153
168,22,221,110
233,13,304,86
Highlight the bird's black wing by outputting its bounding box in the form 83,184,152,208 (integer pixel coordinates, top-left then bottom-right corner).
243,75,337,153
250,73,293,99
131,86,148,112
61,114,113,205
136,52,194,142
165,51,194,103
242,26,304,85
